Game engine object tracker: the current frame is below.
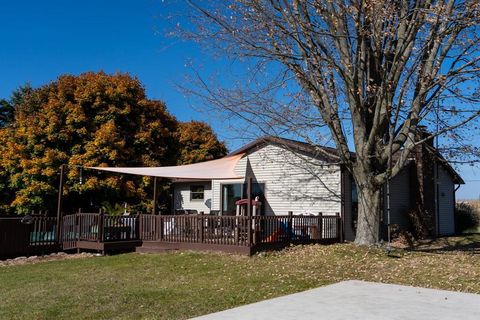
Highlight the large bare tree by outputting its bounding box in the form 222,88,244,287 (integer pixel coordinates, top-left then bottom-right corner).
177,0,480,245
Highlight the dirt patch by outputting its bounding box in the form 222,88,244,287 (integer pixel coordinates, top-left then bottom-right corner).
0,252,99,267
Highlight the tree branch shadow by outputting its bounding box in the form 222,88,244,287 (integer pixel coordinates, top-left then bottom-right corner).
407,233,480,254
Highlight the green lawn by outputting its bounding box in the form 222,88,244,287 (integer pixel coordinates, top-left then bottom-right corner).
1,237,479,320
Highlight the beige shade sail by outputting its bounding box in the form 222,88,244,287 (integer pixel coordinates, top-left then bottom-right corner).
88,153,245,180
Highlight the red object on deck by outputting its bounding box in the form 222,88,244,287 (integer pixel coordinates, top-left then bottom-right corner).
265,230,283,242
235,198,262,206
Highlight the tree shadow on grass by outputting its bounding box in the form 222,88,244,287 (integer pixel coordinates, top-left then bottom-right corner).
408,233,480,254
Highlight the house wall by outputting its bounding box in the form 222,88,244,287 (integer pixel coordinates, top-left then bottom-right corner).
211,143,342,216
438,165,455,235
384,167,412,231
170,140,458,241
379,162,456,237
342,171,356,241
173,181,212,213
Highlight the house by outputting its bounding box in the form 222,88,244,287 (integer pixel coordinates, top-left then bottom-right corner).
0,136,466,257
92,135,463,242
170,136,464,241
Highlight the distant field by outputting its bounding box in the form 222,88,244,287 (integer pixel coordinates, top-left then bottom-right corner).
458,200,480,209
468,200,480,210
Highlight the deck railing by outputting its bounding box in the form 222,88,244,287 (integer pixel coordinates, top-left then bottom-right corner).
62,213,139,244
1,212,342,257
138,213,343,248
29,216,58,246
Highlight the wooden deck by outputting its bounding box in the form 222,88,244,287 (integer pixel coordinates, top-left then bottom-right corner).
61,213,142,254
137,213,343,255
1,212,343,257
137,240,253,255
76,239,142,253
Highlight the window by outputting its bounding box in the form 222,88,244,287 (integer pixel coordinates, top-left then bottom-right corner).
221,182,265,215
190,185,205,201
222,184,243,215
242,183,265,201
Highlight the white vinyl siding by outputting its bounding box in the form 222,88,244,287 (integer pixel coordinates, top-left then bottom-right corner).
212,144,342,216
438,166,455,235
173,181,212,213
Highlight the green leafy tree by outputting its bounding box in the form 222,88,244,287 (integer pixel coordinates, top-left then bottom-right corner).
0,85,32,128
0,99,14,128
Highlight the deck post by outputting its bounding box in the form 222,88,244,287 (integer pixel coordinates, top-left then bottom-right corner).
152,177,158,215
247,177,252,217
98,210,104,242
234,216,239,245
198,212,204,243
137,214,142,240
247,177,253,246
287,211,293,243
56,164,66,244
158,215,163,241
247,215,252,246
336,212,343,242
318,212,323,241
340,212,345,242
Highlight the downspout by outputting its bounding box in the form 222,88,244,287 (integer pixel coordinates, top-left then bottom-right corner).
340,166,345,242
434,156,439,236
434,108,440,237
386,175,391,246
386,135,393,248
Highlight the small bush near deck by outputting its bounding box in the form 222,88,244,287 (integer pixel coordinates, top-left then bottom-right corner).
455,202,480,233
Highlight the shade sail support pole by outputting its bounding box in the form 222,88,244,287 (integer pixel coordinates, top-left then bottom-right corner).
152,176,158,215
56,164,66,242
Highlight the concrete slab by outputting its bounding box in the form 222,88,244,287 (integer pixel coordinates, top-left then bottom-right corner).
193,280,480,320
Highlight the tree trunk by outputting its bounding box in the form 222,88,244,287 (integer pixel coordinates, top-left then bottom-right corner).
354,185,382,245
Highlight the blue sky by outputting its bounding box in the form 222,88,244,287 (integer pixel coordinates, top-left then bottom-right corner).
0,0,202,121
1,0,479,199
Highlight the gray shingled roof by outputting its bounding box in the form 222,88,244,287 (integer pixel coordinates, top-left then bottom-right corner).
228,136,464,184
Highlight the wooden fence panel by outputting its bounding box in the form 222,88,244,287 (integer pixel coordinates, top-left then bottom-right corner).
0,216,60,257
0,217,31,256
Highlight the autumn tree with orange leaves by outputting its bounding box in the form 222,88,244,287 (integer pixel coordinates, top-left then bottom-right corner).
176,121,227,164
0,72,226,214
